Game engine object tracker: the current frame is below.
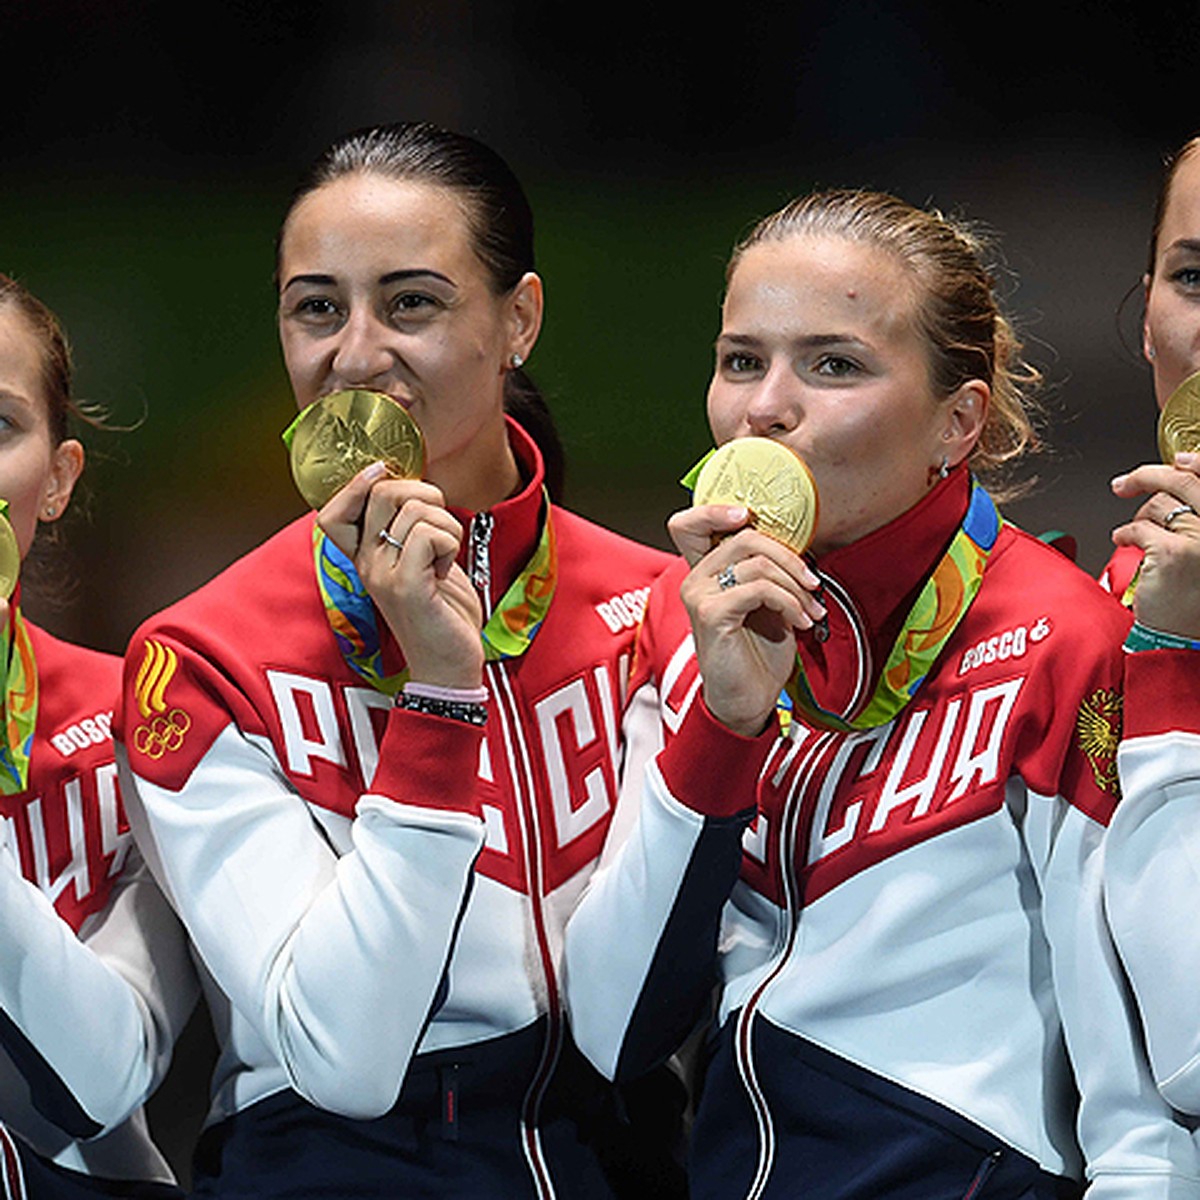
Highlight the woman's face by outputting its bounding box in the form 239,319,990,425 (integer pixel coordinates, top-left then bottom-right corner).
706,233,985,555
1145,149,1200,408
0,307,82,558
278,174,542,506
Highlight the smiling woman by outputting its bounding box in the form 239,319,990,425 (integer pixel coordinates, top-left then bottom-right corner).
564,189,1194,1197
115,124,676,1199
277,173,540,512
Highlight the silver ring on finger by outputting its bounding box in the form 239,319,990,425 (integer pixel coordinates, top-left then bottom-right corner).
1163,503,1197,530
717,564,738,590
378,527,405,551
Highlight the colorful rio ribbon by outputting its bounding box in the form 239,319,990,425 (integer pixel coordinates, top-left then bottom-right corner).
313,498,558,695
787,481,1002,733
0,500,36,795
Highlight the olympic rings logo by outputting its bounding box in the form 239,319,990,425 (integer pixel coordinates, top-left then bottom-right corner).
133,709,192,759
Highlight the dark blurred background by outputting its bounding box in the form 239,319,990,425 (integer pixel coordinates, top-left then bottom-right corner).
3,0,1197,1177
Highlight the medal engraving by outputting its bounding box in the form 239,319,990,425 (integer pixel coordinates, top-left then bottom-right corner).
288,390,425,510
1158,370,1200,461
693,437,819,555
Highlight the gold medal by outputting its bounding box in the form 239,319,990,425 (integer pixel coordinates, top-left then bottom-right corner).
1158,370,1200,461
0,512,19,600
692,437,819,555
286,390,425,510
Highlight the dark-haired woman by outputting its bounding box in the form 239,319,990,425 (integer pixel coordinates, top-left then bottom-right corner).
0,275,194,1197
564,189,1195,1196
117,124,673,1198
1099,136,1200,1138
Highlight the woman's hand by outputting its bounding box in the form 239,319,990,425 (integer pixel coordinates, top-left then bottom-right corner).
1112,453,1200,639
318,463,485,689
669,505,826,737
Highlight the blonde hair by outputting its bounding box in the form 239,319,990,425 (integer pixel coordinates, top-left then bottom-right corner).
728,189,1042,493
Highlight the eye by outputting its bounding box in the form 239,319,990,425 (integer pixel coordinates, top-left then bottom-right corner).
389,292,440,319
1170,265,1200,291
813,354,861,378
285,295,342,325
721,351,763,375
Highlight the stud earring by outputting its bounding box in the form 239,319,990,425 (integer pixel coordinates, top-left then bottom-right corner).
44,506,56,519
1147,345,1157,360
510,353,524,369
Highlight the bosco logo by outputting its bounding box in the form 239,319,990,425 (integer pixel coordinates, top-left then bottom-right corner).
132,639,191,760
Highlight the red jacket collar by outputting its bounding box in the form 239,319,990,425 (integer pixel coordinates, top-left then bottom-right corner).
448,416,547,607
798,466,972,716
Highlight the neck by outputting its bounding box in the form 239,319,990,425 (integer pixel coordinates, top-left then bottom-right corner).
429,418,522,511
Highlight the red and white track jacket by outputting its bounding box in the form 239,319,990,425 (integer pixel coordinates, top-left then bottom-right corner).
0,622,193,1189
566,471,1199,1197
117,422,671,1186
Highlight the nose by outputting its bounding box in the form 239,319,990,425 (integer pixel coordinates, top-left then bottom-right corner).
330,308,395,388
742,363,800,438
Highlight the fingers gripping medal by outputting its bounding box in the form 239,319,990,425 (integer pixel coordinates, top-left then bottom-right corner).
691,437,819,555
1118,371,1200,606
1158,369,1200,461
284,389,426,509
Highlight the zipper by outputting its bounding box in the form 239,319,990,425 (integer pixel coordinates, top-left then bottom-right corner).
962,1149,1002,1199
471,509,560,1198
470,512,495,596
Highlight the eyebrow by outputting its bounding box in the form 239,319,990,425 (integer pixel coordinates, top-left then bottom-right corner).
280,268,455,293
1164,238,1200,256
717,332,868,348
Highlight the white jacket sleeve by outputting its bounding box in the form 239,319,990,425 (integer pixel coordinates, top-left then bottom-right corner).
1107,645,1200,1117
0,827,195,1139
565,683,767,1082
1024,782,1200,1195
120,703,487,1121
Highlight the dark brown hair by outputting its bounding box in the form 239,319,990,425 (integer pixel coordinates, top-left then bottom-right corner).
278,122,563,500
1147,136,1200,275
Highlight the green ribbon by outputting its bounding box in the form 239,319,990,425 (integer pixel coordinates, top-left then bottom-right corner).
0,501,36,794
786,481,1001,732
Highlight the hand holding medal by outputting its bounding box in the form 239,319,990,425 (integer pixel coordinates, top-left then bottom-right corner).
1112,371,1200,637
285,390,485,689
673,437,826,736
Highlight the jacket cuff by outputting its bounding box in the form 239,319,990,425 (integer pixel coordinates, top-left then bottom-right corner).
1124,647,1200,739
658,696,774,819
368,706,485,817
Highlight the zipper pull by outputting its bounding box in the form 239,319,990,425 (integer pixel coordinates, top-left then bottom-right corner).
808,557,830,643
470,512,494,594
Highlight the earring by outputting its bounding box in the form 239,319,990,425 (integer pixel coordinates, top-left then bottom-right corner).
1147,345,1157,360
510,353,524,369
939,456,950,479
43,505,56,519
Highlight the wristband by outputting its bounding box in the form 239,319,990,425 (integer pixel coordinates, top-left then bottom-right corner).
403,682,488,704
396,690,488,726
1124,621,1200,653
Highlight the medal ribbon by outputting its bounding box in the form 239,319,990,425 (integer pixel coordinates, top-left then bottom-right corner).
0,606,38,794
313,498,558,695
0,498,35,792
786,481,1001,732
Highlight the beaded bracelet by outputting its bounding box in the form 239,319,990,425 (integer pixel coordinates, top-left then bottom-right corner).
396,691,488,726
1124,621,1200,654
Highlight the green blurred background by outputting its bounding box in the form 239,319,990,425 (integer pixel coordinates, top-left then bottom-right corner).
3,0,1200,1177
